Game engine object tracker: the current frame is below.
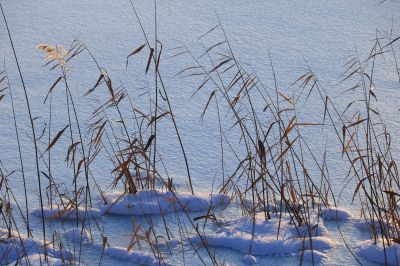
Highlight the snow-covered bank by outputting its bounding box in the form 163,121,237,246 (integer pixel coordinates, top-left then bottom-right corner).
100,189,229,215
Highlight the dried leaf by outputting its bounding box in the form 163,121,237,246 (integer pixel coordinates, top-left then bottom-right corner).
45,125,69,152
145,48,155,74
44,76,62,103
126,44,146,68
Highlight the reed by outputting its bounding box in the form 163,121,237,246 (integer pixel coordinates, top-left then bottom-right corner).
0,1,399,265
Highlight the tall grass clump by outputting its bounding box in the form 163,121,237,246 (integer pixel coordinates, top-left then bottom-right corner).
175,22,341,262
285,26,400,264
0,1,399,265
337,29,400,260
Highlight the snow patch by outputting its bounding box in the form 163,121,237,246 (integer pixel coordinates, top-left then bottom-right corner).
100,190,229,215
157,238,181,249
296,236,334,251
102,245,172,266
19,253,72,266
242,254,257,264
165,239,181,248
356,239,400,265
31,205,103,220
354,218,391,233
320,207,353,221
0,229,73,265
188,213,333,256
301,250,327,263
64,228,88,242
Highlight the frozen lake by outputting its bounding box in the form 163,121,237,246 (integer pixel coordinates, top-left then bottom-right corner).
0,0,400,265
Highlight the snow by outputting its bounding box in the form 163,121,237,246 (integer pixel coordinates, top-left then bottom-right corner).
242,199,280,213
320,207,353,221
217,212,328,238
354,219,378,231
31,205,103,220
242,254,258,264
166,239,181,248
0,229,73,265
250,202,354,222
64,228,88,242
297,236,334,251
100,189,229,216
301,250,327,263
354,218,392,234
356,239,400,265
102,245,173,266
188,213,334,256
19,254,69,266
1,229,172,266
157,238,182,249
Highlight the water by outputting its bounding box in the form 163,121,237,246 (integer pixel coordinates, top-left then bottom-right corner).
0,0,399,265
